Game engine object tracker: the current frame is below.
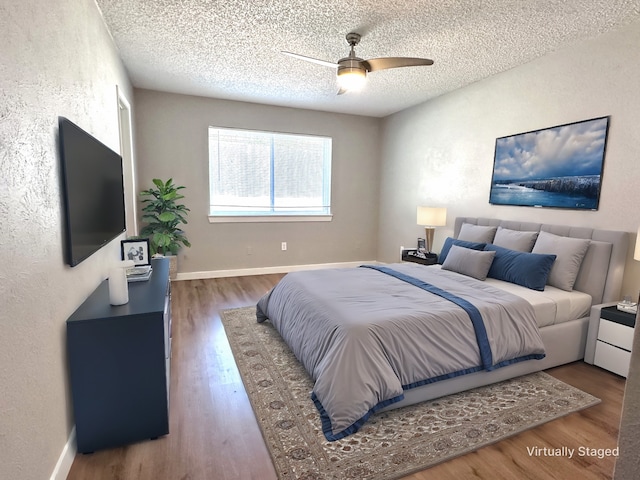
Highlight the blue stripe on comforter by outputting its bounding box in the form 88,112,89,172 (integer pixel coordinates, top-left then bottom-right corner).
361,264,495,370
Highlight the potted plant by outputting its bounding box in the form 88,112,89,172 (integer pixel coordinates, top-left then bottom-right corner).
139,178,191,278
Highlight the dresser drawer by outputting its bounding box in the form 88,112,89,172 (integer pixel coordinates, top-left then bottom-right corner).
594,340,631,377
597,318,634,351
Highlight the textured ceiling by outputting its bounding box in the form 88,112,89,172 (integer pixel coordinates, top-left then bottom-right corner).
95,0,640,117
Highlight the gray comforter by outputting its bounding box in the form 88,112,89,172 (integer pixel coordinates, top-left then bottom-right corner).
256,263,545,440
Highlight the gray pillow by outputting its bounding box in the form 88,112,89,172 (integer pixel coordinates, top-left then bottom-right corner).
532,231,590,291
492,226,538,252
458,223,498,243
573,240,613,300
441,245,496,281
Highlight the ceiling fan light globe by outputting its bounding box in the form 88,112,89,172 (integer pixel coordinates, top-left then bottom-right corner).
337,68,367,92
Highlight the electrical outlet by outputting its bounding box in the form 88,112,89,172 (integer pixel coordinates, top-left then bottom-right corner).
247,246,252,255
281,242,287,251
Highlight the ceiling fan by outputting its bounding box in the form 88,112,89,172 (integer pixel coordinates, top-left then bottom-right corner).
282,32,434,94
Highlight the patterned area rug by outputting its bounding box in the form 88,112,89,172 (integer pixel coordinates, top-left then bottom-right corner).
221,306,600,480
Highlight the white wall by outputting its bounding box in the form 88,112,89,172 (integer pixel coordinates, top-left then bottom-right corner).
378,20,640,298
134,89,381,275
0,1,133,478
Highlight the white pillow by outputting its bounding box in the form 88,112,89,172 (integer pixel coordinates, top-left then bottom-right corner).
532,231,590,291
458,223,497,243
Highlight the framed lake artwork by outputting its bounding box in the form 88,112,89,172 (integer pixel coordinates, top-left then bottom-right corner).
489,116,610,210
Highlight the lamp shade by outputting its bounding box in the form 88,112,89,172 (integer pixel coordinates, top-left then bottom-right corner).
635,227,640,261
417,206,447,227
337,68,367,91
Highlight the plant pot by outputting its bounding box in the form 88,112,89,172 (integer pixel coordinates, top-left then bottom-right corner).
167,255,178,280
154,254,178,280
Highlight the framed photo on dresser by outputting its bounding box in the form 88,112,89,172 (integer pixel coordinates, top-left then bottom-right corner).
121,239,151,266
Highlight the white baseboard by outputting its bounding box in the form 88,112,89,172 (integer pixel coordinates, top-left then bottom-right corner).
50,427,76,480
175,260,379,281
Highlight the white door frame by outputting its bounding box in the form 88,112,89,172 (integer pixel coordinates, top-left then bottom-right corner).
116,86,138,236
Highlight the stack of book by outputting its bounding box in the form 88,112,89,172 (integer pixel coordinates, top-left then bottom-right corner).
126,265,152,282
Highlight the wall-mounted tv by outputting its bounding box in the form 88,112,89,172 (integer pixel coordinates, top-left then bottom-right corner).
489,116,609,210
58,117,126,266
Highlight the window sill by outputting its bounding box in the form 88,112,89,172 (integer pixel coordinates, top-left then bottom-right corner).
208,214,333,223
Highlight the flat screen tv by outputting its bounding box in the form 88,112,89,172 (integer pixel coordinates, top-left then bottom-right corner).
58,117,126,266
489,116,609,210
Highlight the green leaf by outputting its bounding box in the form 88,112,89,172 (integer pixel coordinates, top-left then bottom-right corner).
162,191,177,201
158,211,177,222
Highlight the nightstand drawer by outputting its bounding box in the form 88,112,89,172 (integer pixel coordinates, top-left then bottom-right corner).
594,340,631,377
597,319,633,351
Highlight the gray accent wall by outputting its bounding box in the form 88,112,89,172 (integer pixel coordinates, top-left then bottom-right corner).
0,1,133,479
133,89,381,274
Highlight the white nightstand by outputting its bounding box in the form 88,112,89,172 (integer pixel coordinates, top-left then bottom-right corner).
587,305,636,377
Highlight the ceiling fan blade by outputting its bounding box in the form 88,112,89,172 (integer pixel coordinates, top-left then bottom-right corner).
362,57,434,72
281,51,338,69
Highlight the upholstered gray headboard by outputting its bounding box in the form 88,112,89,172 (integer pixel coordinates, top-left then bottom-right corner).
453,217,629,305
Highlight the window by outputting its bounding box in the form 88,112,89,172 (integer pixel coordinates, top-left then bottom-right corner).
208,127,332,221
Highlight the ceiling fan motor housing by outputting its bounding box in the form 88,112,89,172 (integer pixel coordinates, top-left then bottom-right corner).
337,57,367,77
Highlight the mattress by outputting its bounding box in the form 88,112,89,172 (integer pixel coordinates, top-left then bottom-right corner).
482,277,591,327
430,265,592,327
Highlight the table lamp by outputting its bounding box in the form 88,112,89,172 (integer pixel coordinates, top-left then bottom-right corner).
618,227,640,314
416,206,447,253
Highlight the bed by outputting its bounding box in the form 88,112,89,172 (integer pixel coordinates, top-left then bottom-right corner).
256,217,628,441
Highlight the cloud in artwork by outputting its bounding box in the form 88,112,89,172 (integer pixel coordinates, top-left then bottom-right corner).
492,117,609,181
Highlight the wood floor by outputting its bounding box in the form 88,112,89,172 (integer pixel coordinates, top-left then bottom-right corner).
67,275,626,480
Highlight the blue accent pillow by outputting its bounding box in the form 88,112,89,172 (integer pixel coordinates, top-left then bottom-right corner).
439,237,486,264
484,244,556,291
